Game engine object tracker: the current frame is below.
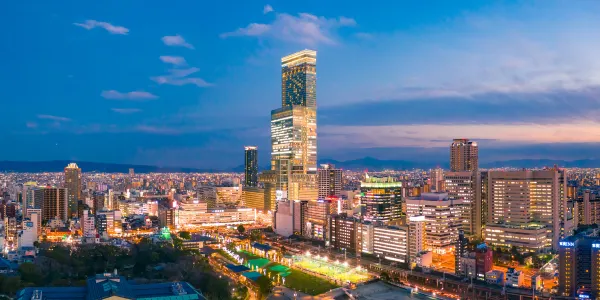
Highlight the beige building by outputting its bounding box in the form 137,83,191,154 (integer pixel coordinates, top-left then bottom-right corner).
484,223,550,252
64,163,82,217
486,169,571,251
445,171,481,238
450,139,478,172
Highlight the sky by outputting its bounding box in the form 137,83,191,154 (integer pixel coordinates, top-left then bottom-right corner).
2,0,600,169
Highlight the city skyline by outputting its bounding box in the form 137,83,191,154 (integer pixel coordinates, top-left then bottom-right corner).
3,1,600,169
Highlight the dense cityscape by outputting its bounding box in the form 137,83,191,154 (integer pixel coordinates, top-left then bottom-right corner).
4,2,600,299
1,47,600,300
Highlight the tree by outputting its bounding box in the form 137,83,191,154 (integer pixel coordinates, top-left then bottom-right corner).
19,263,44,285
237,225,245,234
255,275,274,299
178,231,191,240
380,271,390,281
250,230,262,242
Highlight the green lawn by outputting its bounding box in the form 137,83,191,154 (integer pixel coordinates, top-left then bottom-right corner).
265,262,338,296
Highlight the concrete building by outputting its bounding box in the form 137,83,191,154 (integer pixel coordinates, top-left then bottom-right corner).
34,187,68,222
304,199,334,241
484,223,550,252
558,236,600,297
329,213,361,255
274,200,306,237
475,243,493,281
176,198,255,228
487,168,570,251
373,225,409,263
455,230,469,276
445,171,481,237
64,162,82,217
505,268,524,288
450,138,478,172
318,164,342,199
360,222,374,254
406,192,466,253
244,146,258,188
429,167,444,192
408,215,426,262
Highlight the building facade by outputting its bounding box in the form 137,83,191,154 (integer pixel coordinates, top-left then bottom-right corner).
34,187,68,222
360,175,403,223
244,146,258,187
318,164,342,199
373,225,409,263
450,139,478,172
64,163,82,217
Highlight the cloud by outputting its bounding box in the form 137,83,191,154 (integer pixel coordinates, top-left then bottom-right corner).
135,125,181,135
101,90,158,100
73,20,129,35
111,108,142,114
221,12,356,46
159,56,187,66
26,122,38,128
37,114,71,122
151,68,212,87
263,4,274,14
161,35,194,49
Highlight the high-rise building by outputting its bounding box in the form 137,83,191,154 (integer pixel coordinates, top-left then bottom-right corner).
558,236,600,298
129,168,134,177
406,192,466,254
64,162,82,217
281,49,316,109
408,215,426,262
455,230,469,276
305,199,334,241
445,171,481,238
373,225,409,263
329,213,362,255
360,174,403,223
34,187,68,222
274,200,307,237
244,146,258,187
450,139,478,172
265,50,318,205
429,168,444,192
485,168,570,251
318,164,342,199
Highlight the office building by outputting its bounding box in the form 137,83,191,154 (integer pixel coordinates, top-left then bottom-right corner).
406,192,466,254
305,199,334,241
244,146,258,187
558,236,600,297
430,168,444,192
486,169,569,251
578,190,600,226
318,164,342,199
373,225,409,263
96,209,122,235
329,213,362,255
455,230,469,276
450,139,478,172
158,206,176,229
445,171,480,237
360,222,374,254
176,198,255,228
64,162,82,217
475,243,493,281
408,215,426,262
484,223,550,252
242,187,268,211
274,200,306,237
34,187,68,222
360,174,403,223
265,50,318,204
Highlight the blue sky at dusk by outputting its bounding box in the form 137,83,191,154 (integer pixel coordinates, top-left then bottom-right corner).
2,1,600,169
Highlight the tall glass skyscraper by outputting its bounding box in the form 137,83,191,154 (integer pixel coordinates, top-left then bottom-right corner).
264,49,318,202
281,50,317,109
244,146,258,187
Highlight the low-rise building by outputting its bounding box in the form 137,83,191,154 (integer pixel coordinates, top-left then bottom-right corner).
484,223,550,253
486,270,504,285
373,225,409,263
506,268,524,288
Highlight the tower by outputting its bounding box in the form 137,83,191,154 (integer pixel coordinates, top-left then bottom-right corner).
450,139,478,172
64,162,82,217
244,146,258,187
318,164,342,199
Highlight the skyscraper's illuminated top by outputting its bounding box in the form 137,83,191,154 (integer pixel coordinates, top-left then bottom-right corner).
281,49,316,109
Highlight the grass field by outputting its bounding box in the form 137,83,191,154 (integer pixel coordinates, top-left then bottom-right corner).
264,262,338,295
292,255,372,283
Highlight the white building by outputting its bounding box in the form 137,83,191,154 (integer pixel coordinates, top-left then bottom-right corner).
176,198,255,228
506,269,524,288
360,222,374,254
82,210,96,238
408,215,426,262
406,192,466,253
373,225,409,263
18,218,37,248
97,209,122,235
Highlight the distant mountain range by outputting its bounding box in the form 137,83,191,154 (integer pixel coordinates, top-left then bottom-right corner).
1,158,600,173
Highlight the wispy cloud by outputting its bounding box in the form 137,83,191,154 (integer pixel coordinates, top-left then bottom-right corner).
151,68,212,87
161,35,194,49
263,4,274,14
135,125,180,135
111,108,142,114
221,12,356,46
73,20,129,35
159,56,187,66
37,114,71,122
26,122,38,128
101,90,158,100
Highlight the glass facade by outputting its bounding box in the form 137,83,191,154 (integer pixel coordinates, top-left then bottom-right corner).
244,146,258,187
360,175,403,223
281,50,317,109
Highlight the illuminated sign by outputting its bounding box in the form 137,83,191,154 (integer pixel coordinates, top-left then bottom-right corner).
579,294,590,299
559,241,574,247
593,243,600,249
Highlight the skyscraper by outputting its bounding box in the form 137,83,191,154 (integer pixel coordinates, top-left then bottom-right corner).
450,139,478,172
244,146,258,187
429,167,444,192
360,174,403,223
281,50,316,109
266,49,318,202
318,164,342,199
64,162,81,217
34,187,68,222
